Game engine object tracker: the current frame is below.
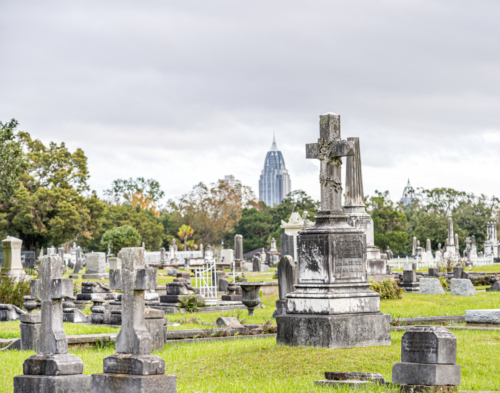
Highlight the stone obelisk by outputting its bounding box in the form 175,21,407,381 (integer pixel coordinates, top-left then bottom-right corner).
344,137,389,281
276,113,390,349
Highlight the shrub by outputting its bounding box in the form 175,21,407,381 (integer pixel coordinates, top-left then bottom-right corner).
178,294,205,313
369,280,403,300
0,274,31,308
439,277,449,290
101,225,141,255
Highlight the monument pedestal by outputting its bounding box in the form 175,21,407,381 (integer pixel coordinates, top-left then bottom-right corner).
277,312,390,349
91,374,176,393
14,374,91,393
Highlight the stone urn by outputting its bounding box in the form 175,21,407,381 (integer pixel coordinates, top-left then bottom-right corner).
23,295,39,313
238,282,264,316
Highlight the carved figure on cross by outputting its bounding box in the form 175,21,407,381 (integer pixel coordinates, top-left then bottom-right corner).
306,113,355,213
109,247,157,354
31,255,73,354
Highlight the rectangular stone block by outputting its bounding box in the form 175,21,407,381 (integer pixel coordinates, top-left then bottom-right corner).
82,273,109,279
85,252,106,274
401,326,456,364
14,374,91,393
91,373,176,393
135,268,157,291
109,269,122,290
20,322,40,351
23,354,84,376
392,362,461,386
276,312,391,349
103,354,165,375
51,278,73,299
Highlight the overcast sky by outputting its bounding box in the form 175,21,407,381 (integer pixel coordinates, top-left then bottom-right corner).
2,1,500,205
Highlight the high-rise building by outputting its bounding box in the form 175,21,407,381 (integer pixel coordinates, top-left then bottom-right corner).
223,175,238,187
400,179,416,206
259,134,292,207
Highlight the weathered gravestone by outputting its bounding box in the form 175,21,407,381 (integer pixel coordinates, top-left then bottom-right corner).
428,267,440,278
20,311,41,351
392,326,461,387
91,247,176,393
400,269,419,292
69,257,83,278
82,252,108,279
234,234,247,272
252,255,261,272
0,304,25,321
280,233,295,261
1,236,26,278
108,257,122,270
451,278,476,296
276,113,390,349
273,255,297,317
14,255,90,393
453,267,464,279
419,278,445,295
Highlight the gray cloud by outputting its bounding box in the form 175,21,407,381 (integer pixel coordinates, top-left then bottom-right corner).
1,0,500,203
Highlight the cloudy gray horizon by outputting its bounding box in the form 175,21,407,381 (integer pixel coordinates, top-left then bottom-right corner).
2,0,500,205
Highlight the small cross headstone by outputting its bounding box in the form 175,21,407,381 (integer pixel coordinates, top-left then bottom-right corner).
14,255,90,393
92,247,177,392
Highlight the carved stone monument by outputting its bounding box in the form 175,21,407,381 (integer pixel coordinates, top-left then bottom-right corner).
1,236,26,278
234,234,247,272
14,255,90,393
276,113,391,349
392,326,461,387
91,247,176,392
82,252,108,279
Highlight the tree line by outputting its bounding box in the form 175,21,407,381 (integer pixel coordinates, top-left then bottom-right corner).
1,119,497,256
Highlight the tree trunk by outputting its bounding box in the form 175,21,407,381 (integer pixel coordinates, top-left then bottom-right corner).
184,237,187,251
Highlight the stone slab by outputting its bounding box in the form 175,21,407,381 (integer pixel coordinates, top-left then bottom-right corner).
276,312,391,349
392,362,461,386
450,279,477,296
14,374,91,393
91,373,176,393
419,278,445,295
314,380,371,389
221,294,242,301
81,274,109,280
103,354,165,375
465,309,500,324
23,354,84,376
216,317,245,329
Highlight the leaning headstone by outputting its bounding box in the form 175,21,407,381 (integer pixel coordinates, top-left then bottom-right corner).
14,255,91,393
451,278,477,296
70,257,83,278
273,255,297,317
219,278,230,293
1,236,26,278
392,326,461,387
276,113,390,349
216,317,245,330
91,247,176,392
419,278,445,295
82,252,108,279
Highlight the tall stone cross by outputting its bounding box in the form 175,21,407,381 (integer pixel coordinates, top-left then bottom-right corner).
30,255,73,354
306,113,355,213
109,247,157,354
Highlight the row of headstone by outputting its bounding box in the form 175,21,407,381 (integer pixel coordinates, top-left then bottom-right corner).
14,250,177,393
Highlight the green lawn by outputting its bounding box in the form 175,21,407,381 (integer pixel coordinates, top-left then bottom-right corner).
0,321,119,339
1,330,500,392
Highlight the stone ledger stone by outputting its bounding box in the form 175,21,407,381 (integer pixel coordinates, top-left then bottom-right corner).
465,309,500,324
419,278,445,295
450,278,476,296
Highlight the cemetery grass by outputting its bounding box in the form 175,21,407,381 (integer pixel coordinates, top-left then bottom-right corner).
1,330,500,392
0,321,119,339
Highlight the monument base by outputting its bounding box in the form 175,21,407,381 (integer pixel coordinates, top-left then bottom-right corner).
221,294,242,301
392,363,461,386
91,373,176,393
14,374,90,393
400,282,420,292
276,312,391,349
367,274,394,283
81,274,109,280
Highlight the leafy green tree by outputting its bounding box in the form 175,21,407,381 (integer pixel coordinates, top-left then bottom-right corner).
231,208,273,253
178,225,194,251
104,177,164,205
0,119,28,199
366,191,408,254
0,130,105,250
101,225,141,255
83,205,164,252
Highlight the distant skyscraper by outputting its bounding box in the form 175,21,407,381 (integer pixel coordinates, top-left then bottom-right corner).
259,134,292,207
223,175,238,187
400,179,416,206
